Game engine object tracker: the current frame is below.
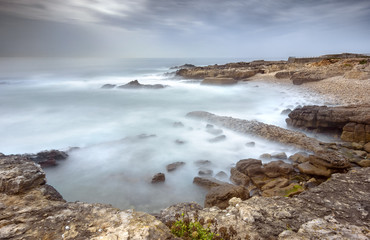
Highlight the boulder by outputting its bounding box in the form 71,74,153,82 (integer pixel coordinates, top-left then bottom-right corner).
245,141,255,147
275,71,291,79
271,152,288,160
151,173,165,183
230,167,250,186
198,169,213,176
204,184,249,209
166,161,185,172
201,77,237,85
263,160,293,178
194,160,212,167
193,177,224,189
297,162,331,177
364,142,370,153
289,152,309,164
208,135,226,143
235,159,263,176
28,150,68,168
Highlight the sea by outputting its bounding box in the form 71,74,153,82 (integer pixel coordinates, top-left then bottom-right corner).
0,57,325,212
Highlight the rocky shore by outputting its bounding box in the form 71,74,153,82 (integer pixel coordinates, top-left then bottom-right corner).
1,53,370,239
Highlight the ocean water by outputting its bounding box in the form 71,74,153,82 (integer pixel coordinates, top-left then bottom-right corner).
0,58,324,212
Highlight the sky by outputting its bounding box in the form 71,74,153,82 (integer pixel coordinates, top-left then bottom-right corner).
0,0,369,58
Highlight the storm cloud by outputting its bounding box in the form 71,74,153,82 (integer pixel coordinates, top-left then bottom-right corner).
0,0,369,57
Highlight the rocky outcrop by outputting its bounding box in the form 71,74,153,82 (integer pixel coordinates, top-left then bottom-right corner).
159,167,370,239
118,80,167,89
201,77,237,85
286,105,370,143
0,156,173,240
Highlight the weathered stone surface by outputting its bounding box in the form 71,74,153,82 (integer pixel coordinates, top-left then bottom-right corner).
271,152,288,159
204,184,249,209
235,158,262,176
288,152,309,163
201,77,237,85
193,177,224,189
263,160,294,178
298,162,332,177
151,173,165,183
230,167,250,186
26,150,68,168
160,167,370,239
0,156,173,240
275,71,292,79
118,80,166,89
166,161,185,172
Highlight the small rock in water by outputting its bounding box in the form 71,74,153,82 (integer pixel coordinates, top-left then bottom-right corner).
198,169,213,176
206,124,214,129
206,128,223,135
101,84,116,89
281,108,292,115
151,173,165,183
215,171,228,180
245,142,255,147
259,153,271,159
194,160,212,167
175,139,186,145
166,162,185,172
271,152,288,160
173,122,184,128
208,135,226,143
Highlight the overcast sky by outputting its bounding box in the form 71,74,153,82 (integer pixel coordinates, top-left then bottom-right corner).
0,0,369,58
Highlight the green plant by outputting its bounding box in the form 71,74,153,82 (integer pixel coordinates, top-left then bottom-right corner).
170,213,218,240
284,184,303,197
359,59,367,64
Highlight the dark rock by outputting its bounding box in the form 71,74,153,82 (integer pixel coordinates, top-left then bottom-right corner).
194,160,212,167
291,71,325,85
193,177,224,189
208,135,226,143
118,80,166,89
174,139,186,145
170,64,196,69
206,124,214,129
271,152,288,160
245,141,255,147
166,161,185,172
41,184,65,201
235,159,262,176
151,173,165,183
101,84,116,89
275,71,292,79
289,152,309,163
204,184,249,209
28,150,68,168
297,162,331,177
281,108,292,115
198,169,213,176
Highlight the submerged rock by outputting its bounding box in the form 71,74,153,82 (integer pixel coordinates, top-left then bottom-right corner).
151,173,165,183
208,135,226,143
101,84,116,89
118,80,166,89
166,161,185,172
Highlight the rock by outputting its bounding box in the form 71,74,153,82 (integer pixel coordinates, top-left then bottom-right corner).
194,160,212,167
118,80,166,89
357,159,370,167
261,177,289,191
198,169,213,176
259,153,271,159
281,108,292,115
208,135,226,143
201,77,237,85
173,121,184,128
174,139,186,145
290,71,325,85
193,177,224,189
271,152,288,160
263,160,293,178
204,184,249,209
245,141,255,147
304,178,319,189
230,167,250,186
307,151,350,169
215,171,228,180
206,124,214,129
289,152,309,163
235,159,263,176
275,71,291,79
262,183,303,197
186,111,328,153
297,162,331,177
151,173,165,183
352,142,364,150
101,84,116,89
166,161,185,172
170,64,196,69
364,142,370,153
0,156,173,240
353,150,367,158
27,150,68,168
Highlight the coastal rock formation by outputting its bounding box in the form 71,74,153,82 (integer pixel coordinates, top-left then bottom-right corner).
286,105,370,143
201,77,237,85
0,156,173,240
118,80,166,89
160,167,370,239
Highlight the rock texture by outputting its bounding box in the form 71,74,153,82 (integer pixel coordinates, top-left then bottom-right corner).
160,167,370,239
287,105,370,143
0,156,173,240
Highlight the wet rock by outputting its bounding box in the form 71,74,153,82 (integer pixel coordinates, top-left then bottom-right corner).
206,128,223,135
101,84,116,89
118,80,166,89
137,133,157,139
261,177,289,191
281,108,292,115
364,142,370,153
208,135,226,143
201,77,237,85
235,159,263,176
271,152,288,159
174,139,186,145
194,160,212,167
259,153,271,159
166,161,185,172
353,150,367,158
289,152,309,163
263,160,293,178
245,141,255,147
198,169,213,176
172,121,184,128
204,184,249,209
151,173,165,183
215,171,228,180
230,167,250,186
357,159,370,167
262,183,303,197
297,162,331,177
193,177,225,189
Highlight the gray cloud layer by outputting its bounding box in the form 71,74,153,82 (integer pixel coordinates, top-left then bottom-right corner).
1,0,369,57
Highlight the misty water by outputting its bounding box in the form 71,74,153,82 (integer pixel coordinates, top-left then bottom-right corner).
0,58,324,213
